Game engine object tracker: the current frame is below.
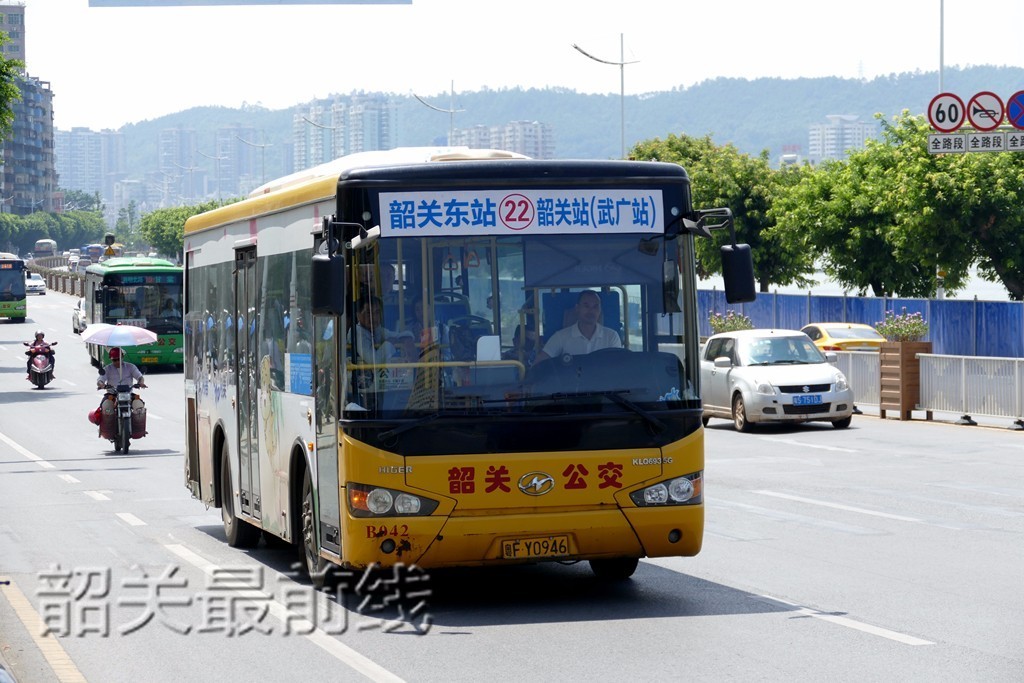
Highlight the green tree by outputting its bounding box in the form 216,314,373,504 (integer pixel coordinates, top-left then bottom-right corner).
61,189,103,213
139,199,233,262
0,32,23,136
632,134,814,292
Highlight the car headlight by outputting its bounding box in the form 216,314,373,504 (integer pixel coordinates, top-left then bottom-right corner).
754,381,774,395
347,482,439,517
629,472,702,507
835,374,849,392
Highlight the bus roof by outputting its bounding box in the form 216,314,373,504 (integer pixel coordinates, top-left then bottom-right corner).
184,147,528,235
85,256,180,275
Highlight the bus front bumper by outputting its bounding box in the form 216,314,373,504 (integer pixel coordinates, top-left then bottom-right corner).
341,505,703,569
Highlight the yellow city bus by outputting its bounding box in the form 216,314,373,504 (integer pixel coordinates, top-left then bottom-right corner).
183,147,754,583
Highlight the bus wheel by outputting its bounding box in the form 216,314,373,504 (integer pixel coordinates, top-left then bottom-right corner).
589,557,639,579
220,451,260,548
300,467,334,589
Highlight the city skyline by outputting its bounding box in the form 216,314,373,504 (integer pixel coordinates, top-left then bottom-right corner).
21,0,1024,132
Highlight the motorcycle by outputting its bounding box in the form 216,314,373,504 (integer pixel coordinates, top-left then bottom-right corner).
96,382,147,453
24,340,57,389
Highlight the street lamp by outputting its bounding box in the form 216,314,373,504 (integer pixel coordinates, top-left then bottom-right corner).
171,160,200,202
413,81,465,145
197,149,227,201
236,132,271,186
572,34,638,159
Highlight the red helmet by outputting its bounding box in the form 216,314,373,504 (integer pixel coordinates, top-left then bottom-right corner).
109,347,122,360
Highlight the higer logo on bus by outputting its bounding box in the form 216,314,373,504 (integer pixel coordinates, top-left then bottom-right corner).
518,472,555,496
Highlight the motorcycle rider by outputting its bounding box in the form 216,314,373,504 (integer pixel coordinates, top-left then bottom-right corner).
25,330,55,380
96,347,147,390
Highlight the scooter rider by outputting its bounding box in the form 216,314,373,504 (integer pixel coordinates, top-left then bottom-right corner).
96,347,147,390
25,330,55,380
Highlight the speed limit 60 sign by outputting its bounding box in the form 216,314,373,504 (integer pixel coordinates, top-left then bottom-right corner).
929,93,966,132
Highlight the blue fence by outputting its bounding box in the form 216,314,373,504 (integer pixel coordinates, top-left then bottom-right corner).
698,290,1024,358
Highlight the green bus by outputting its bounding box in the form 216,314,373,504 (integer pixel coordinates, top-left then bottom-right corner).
83,257,184,368
0,253,26,322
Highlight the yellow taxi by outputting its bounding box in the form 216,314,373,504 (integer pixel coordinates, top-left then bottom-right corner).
799,322,885,351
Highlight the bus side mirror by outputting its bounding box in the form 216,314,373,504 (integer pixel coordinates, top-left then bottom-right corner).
721,243,756,304
311,250,346,315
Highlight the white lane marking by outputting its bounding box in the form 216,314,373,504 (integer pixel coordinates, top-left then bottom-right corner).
165,544,406,683
0,575,89,681
58,474,80,484
757,594,935,646
713,499,883,535
148,413,162,421
759,436,858,453
753,490,923,522
0,430,55,469
115,512,146,526
83,490,110,502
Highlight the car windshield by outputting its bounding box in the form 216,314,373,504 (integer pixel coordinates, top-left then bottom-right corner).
823,326,884,340
739,336,825,365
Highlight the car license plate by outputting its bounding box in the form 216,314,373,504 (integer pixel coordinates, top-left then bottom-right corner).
501,535,570,560
140,356,159,363
793,394,822,406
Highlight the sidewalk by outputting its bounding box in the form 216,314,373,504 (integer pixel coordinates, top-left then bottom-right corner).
855,402,1024,431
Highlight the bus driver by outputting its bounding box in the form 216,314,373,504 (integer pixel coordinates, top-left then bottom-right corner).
534,290,621,363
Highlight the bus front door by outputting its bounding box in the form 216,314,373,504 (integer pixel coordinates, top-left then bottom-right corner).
234,248,261,521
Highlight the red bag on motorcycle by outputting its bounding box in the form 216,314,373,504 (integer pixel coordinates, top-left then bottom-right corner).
100,396,117,440
88,407,102,425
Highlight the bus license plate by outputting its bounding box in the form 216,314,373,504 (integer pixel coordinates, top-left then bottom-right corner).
794,394,822,406
140,356,159,363
502,535,570,560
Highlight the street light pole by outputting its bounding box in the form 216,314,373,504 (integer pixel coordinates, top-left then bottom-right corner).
413,81,465,145
939,0,945,92
572,33,638,159
236,132,271,186
197,149,228,201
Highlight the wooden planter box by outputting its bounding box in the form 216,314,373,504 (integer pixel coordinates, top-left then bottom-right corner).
879,341,932,420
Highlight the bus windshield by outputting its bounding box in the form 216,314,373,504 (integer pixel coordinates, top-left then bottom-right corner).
99,272,183,333
341,231,696,422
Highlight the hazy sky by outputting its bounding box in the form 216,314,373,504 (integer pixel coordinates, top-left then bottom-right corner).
24,0,1024,131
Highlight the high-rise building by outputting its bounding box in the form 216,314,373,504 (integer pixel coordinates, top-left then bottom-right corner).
54,127,126,202
451,120,555,159
808,115,877,164
292,95,394,172
0,2,57,216
158,126,203,202
0,1,24,64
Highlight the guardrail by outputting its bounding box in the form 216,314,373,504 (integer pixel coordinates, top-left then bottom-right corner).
836,350,1024,428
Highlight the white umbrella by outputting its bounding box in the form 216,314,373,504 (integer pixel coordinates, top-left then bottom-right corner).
81,323,158,347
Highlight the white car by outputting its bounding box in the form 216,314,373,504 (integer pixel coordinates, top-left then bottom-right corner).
25,272,46,295
700,328,854,431
72,298,87,334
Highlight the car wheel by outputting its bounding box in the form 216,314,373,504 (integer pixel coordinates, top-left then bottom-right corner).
832,416,852,429
732,394,753,432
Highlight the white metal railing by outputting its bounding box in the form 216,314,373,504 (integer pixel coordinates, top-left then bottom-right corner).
832,350,880,406
834,351,1024,426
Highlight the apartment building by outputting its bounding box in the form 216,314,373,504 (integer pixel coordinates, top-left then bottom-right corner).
808,114,877,164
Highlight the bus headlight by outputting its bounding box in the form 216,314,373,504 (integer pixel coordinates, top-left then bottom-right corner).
629,472,702,507
347,483,439,517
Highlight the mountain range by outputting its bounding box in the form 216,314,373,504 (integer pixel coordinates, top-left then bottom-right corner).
115,65,1024,185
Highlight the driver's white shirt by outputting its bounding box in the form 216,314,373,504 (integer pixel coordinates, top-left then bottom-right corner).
541,323,621,358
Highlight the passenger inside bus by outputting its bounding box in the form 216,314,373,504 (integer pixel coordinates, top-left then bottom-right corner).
534,290,622,363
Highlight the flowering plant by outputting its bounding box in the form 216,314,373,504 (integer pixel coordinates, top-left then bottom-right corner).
875,308,929,342
709,310,753,334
